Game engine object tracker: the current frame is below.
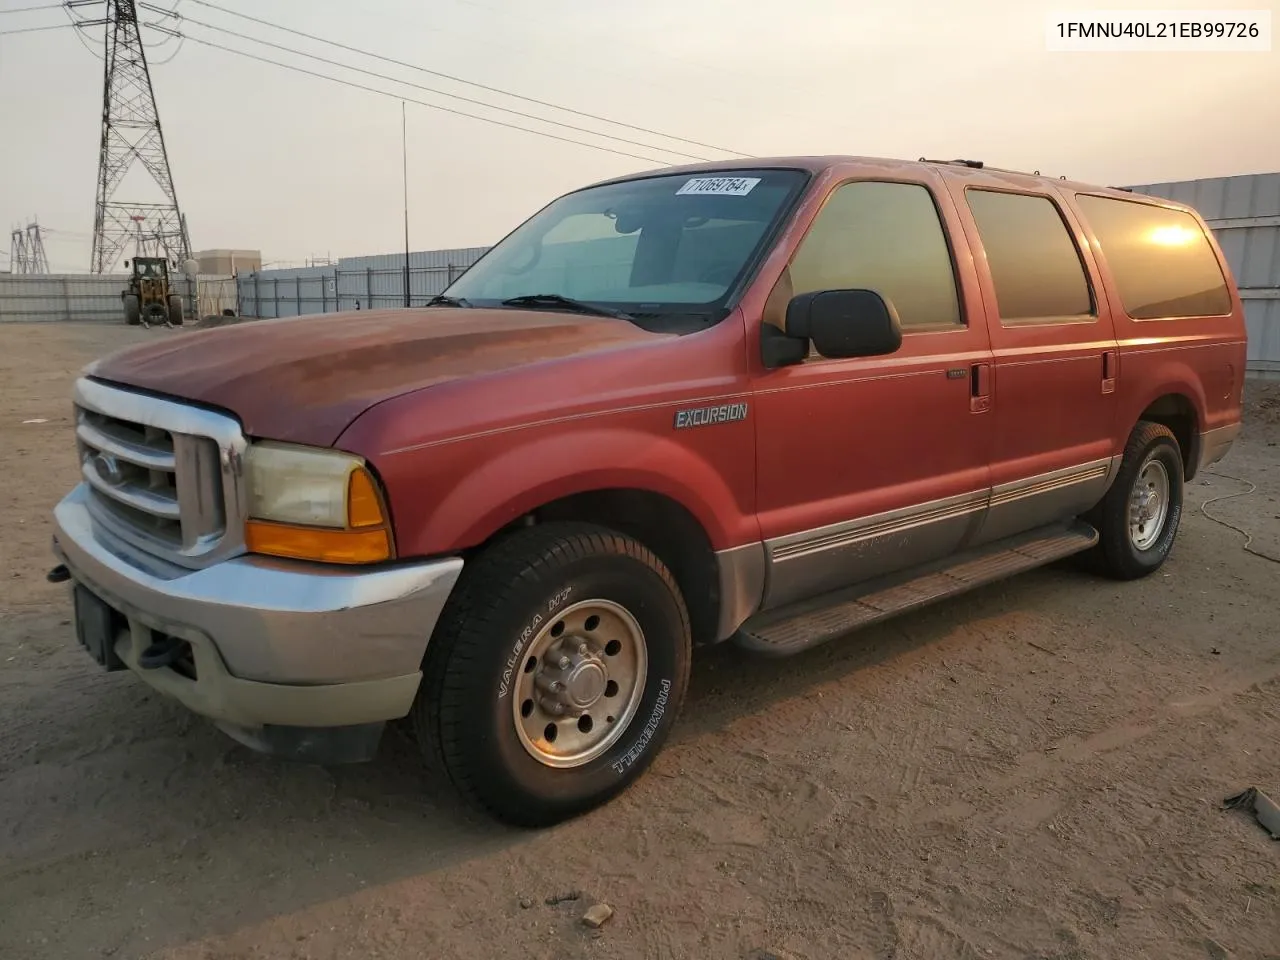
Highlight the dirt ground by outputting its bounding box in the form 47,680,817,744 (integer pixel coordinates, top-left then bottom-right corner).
2,322,1278,960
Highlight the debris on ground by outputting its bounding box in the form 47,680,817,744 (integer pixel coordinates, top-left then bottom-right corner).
581,903,614,929
544,890,581,906
1223,786,1280,839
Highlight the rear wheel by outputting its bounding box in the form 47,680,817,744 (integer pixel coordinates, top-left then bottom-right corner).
1087,421,1184,580
412,523,691,827
167,294,184,326
123,294,141,326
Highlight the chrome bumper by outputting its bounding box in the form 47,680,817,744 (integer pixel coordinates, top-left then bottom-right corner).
52,484,463,731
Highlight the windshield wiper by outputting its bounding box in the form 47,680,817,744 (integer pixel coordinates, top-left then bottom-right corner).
427,294,472,307
500,294,633,320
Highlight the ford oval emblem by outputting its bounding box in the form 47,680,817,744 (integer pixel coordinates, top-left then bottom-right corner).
93,452,125,487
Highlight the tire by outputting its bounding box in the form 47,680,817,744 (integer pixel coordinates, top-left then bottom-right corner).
412,522,691,827
1087,421,1184,580
167,295,184,326
123,294,141,326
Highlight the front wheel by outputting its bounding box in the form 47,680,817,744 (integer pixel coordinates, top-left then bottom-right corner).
413,523,691,827
167,294,184,326
1088,421,1185,580
123,293,141,326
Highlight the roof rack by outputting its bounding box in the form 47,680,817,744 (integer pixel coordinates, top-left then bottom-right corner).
919,158,1069,180
919,157,984,169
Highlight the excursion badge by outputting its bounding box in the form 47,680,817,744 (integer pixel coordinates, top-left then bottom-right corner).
673,402,749,430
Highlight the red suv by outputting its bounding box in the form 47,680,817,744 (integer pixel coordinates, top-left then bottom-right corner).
51,156,1247,825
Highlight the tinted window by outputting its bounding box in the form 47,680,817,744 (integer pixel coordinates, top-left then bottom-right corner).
446,169,807,318
966,190,1093,322
788,181,962,329
1074,194,1231,319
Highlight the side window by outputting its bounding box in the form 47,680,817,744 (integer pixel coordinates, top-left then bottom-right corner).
788,180,962,330
966,189,1094,324
1073,194,1231,320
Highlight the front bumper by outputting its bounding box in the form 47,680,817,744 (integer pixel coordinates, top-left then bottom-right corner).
52,484,463,747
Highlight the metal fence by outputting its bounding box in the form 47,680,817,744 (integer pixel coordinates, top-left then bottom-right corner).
0,273,241,323
234,246,490,319
236,260,484,319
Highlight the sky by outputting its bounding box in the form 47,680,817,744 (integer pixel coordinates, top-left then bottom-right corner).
1,0,1277,272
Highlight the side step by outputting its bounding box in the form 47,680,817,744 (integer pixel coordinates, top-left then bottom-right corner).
734,521,1099,657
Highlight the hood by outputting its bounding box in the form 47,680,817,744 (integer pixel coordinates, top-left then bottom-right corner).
87,307,663,446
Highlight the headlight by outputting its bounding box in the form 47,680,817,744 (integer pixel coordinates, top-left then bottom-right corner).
243,441,394,564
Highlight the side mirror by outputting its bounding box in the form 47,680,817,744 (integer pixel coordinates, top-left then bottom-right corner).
784,289,902,362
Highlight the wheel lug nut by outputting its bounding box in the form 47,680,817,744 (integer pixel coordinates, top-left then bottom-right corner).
578,642,589,656
558,656,571,669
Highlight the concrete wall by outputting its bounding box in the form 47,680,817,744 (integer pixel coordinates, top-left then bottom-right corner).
194,249,262,275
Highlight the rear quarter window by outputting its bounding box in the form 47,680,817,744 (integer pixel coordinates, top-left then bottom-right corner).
1073,194,1232,320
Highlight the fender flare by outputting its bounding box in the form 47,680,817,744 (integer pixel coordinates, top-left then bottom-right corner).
414,427,750,555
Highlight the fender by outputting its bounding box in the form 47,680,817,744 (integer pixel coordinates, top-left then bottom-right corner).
399,426,757,557
1120,355,1206,430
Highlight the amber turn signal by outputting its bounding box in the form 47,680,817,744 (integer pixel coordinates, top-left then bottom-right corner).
245,520,393,565
347,466,387,528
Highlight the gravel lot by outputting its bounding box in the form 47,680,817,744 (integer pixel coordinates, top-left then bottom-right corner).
2,321,1278,960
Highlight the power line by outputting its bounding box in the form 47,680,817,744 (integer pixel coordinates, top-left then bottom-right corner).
0,20,79,35
62,2,105,59
0,3,66,13
161,26,687,166
182,0,748,159
139,3,715,162
147,25,184,62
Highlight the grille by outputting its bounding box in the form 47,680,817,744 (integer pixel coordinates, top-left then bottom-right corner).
73,378,247,568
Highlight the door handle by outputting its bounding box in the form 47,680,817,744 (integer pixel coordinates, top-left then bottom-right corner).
970,362,991,414
1101,350,1116,395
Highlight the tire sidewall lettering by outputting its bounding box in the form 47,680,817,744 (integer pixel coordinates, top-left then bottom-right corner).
497,585,574,699
610,677,671,775
483,555,688,809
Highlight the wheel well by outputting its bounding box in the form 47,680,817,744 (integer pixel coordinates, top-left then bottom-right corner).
1138,394,1199,478
497,489,722,647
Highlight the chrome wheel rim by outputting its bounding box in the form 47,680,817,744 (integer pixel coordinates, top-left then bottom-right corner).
512,599,648,769
1129,458,1171,551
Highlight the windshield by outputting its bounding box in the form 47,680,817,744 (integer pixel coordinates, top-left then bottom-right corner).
444,169,808,320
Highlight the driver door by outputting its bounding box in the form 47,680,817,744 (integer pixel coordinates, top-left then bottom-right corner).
751,174,995,610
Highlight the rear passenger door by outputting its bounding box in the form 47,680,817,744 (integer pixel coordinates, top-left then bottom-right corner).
751,175,995,610
948,184,1119,543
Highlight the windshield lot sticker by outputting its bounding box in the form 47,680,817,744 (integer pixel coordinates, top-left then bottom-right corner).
676,177,760,197
674,402,748,430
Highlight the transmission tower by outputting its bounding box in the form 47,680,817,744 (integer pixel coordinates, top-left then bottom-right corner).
70,0,192,273
8,220,51,275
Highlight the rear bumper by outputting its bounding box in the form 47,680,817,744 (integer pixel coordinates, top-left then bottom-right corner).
52,484,463,742
1199,422,1241,472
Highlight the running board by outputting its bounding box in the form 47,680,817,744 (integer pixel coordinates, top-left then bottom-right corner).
734,521,1099,657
